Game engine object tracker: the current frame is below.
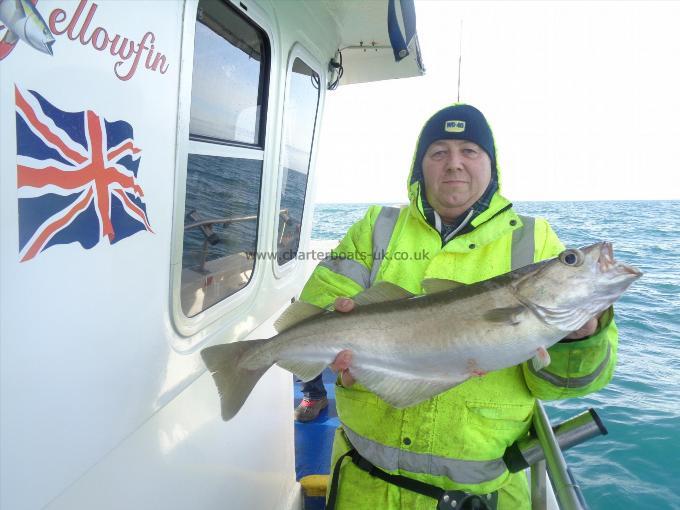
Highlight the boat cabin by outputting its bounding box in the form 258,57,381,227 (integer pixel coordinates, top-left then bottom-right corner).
0,0,423,508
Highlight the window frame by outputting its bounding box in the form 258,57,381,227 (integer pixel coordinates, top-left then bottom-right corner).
272,44,323,278
170,0,276,342
188,0,270,149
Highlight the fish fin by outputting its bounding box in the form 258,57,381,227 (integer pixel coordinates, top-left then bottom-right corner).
483,306,526,325
274,300,326,333
351,365,466,408
201,339,273,421
531,346,551,371
421,278,465,294
0,40,16,60
2,28,18,44
7,0,25,24
352,281,413,306
0,30,19,60
276,360,327,382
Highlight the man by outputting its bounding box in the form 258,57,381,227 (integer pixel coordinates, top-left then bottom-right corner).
298,104,617,509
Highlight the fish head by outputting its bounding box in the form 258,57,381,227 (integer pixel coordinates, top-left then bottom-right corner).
23,4,55,56
514,242,642,332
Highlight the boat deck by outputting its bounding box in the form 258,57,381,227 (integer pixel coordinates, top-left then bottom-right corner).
294,368,338,509
294,368,338,477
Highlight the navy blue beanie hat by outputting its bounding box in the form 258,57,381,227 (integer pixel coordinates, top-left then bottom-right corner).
411,104,496,186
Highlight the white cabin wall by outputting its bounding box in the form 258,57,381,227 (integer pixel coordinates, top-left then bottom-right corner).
0,0,341,508
1,1,186,508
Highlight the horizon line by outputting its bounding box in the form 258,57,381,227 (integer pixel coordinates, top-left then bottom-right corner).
314,198,680,205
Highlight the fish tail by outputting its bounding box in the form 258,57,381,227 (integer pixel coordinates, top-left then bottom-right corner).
201,339,273,421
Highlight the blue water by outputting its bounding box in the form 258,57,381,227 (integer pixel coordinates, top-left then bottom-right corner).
308,200,680,509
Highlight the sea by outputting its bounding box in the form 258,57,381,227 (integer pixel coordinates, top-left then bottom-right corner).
309,200,680,510
182,155,307,268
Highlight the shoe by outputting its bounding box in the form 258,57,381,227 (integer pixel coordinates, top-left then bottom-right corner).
295,396,328,422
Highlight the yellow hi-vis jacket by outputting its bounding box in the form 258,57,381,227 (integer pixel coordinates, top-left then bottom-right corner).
299,197,618,509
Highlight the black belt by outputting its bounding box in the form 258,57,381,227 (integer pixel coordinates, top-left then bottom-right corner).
326,447,498,510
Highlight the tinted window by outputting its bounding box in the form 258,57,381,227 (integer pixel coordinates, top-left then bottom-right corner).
276,58,320,265
181,0,268,317
181,155,261,316
190,0,267,145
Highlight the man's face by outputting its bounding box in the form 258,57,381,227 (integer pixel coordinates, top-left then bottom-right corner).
422,139,492,222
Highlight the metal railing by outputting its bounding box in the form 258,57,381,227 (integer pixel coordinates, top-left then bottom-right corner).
184,209,290,273
533,401,585,509
504,402,608,510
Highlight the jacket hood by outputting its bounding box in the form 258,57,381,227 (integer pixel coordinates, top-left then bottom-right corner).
406,103,511,237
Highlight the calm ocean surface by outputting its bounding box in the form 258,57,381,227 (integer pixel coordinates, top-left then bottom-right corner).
310,200,680,509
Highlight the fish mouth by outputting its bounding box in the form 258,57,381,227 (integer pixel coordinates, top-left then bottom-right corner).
43,39,54,56
599,241,642,277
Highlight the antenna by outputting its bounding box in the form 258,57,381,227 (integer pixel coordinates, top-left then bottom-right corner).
457,19,463,102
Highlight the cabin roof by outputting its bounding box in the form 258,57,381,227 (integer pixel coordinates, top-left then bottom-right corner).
312,0,426,85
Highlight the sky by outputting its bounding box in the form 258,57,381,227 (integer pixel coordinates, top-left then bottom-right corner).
313,1,680,204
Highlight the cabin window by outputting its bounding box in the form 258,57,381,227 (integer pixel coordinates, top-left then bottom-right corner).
189,1,267,145
181,0,269,317
276,58,320,265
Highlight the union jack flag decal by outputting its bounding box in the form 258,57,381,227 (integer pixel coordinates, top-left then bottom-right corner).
15,86,153,262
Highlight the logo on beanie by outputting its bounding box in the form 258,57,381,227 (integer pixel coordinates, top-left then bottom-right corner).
444,120,466,133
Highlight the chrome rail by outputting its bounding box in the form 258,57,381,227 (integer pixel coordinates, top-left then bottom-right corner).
184,213,260,230
503,404,607,509
531,400,588,510
184,209,290,231
531,459,548,510
183,209,290,273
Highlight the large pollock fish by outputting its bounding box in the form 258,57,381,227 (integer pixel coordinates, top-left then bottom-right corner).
202,242,641,421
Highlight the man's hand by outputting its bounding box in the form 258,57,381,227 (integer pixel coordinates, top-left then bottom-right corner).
564,316,599,340
329,297,356,387
334,297,355,313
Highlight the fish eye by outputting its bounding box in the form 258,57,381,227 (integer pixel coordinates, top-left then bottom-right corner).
559,249,584,267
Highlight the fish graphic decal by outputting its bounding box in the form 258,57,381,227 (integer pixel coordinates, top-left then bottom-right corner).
0,0,55,60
